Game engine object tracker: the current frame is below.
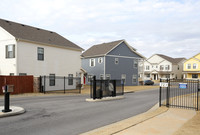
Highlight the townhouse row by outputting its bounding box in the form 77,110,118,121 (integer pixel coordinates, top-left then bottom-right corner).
0,18,199,87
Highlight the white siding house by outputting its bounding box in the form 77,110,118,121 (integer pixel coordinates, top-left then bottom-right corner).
0,19,84,77
143,54,186,80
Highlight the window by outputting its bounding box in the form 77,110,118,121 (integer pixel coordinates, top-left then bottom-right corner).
106,74,111,80
133,60,138,68
98,57,103,64
132,75,137,84
10,73,14,76
115,58,119,64
177,65,180,70
100,74,104,80
165,65,170,70
146,74,150,77
193,63,197,69
38,47,44,61
19,73,27,76
88,75,93,82
49,74,55,86
192,74,198,78
121,74,126,84
6,45,15,58
160,65,164,71
146,65,150,70
166,74,170,78
68,74,73,85
187,64,191,69
90,59,95,67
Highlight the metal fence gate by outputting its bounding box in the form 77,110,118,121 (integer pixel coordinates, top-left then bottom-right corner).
159,79,200,110
90,76,124,99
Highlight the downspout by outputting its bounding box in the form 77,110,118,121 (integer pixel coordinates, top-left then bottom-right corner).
15,38,19,75
104,55,106,79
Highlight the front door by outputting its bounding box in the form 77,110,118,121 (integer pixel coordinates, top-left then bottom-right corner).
154,74,157,80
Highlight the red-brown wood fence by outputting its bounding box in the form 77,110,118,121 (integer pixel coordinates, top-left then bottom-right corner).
0,76,33,95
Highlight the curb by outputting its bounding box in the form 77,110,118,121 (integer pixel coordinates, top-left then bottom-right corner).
85,96,125,102
0,106,26,118
80,103,168,135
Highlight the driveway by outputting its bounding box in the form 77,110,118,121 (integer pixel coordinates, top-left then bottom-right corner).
0,89,158,135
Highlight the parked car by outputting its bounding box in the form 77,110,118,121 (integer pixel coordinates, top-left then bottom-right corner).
144,80,154,85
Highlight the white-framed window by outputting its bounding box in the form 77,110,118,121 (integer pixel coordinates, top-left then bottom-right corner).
132,75,137,84
6,44,15,58
38,47,44,61
100,74,104,80
187,64,191,69
19,73,27,76
146,65,150,70
146,74,150,78
160,65,164,71
98,57,103,64
193,63,197,69
121,74,126,84
106,74,111,80
115,58,119,64
165,65,170,70
133,60,138,68
49,74,55,86
68,74,73,85
88,75,93,82
90,58,95,67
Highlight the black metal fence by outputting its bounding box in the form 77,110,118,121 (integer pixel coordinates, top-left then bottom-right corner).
40,76,81,94
159,78,200,110
90,76,124,99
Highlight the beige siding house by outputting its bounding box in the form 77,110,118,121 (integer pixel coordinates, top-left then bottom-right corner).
0,19,84,77
143,54,186,80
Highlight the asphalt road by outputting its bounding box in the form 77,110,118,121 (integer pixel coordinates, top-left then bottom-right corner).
0,89,158,135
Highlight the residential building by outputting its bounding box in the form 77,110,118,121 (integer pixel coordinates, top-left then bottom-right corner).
0,18,84,78
183,53,200,79
81,40,145,86
143,54,186,80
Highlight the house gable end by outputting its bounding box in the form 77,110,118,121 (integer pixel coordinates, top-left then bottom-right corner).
107,42,142,58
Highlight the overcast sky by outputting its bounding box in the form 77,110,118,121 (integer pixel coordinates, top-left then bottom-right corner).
0,0,199,58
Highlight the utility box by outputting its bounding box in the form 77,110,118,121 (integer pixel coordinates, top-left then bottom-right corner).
2,85,14,93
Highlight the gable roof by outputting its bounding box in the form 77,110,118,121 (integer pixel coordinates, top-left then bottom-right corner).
82,40,123,57
0,18,83,51
82,39,145,58
156,54,186,64
184,53,200,63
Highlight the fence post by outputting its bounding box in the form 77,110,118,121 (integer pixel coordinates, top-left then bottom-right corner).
166,78,169,107
197,79,199,111
44,76,46,94
64,76,66,94
39,76,42,92
159,78,162,107
113,80,116,97
93,76,96,100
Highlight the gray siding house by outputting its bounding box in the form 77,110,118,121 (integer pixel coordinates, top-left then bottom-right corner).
81,40,144,86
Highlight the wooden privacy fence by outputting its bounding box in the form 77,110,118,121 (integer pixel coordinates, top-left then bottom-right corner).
0,76,33,95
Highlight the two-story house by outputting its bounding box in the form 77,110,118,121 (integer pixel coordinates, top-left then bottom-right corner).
81,40,145,86
0,18,84,78
183,53,200,79
143,54,186,80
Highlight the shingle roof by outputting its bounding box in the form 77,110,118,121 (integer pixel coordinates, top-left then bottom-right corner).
157,54,186,64
82,40,123,57
0,18,83,51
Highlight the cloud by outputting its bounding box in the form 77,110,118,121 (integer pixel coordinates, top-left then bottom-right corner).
0,0,200,58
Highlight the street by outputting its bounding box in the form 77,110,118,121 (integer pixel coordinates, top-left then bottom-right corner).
0,89,158,135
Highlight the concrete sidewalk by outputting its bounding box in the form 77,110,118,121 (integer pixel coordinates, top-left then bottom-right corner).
114,108,196,135
81,106,196,135
0,106,25,118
